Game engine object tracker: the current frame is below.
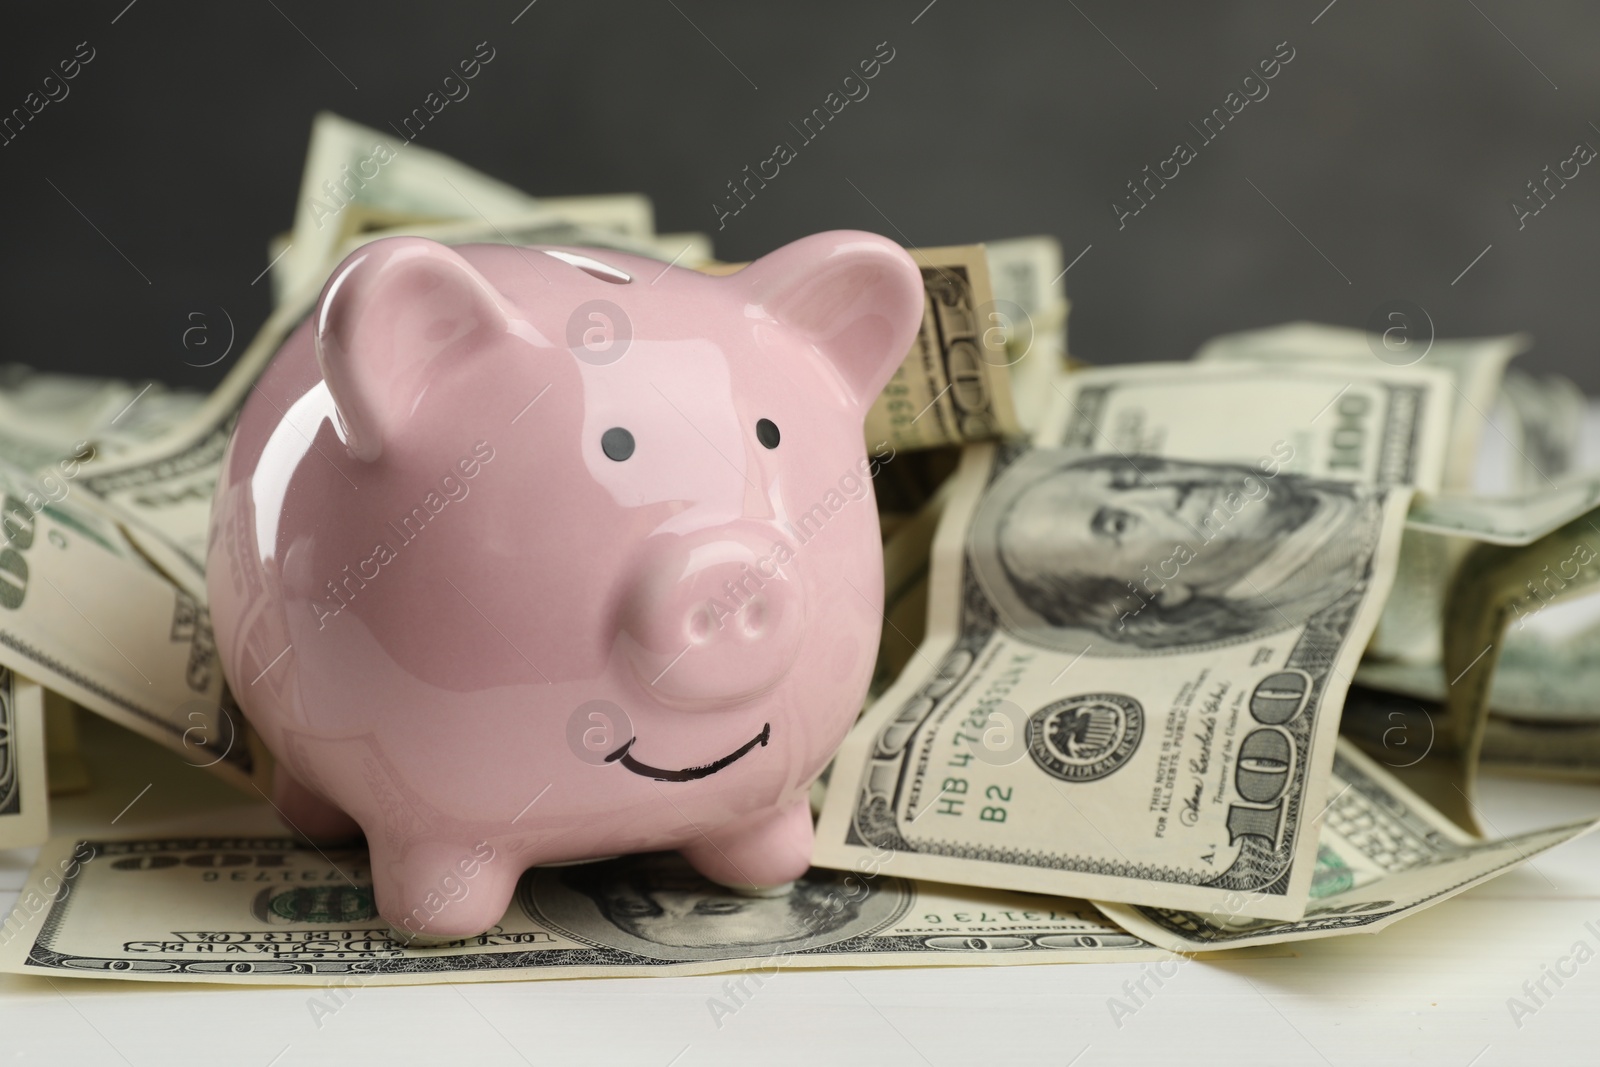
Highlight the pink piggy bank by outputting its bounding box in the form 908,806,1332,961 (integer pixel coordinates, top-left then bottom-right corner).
207,230,924,941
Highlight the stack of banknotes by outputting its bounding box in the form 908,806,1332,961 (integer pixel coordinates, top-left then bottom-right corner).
1,112,1597,985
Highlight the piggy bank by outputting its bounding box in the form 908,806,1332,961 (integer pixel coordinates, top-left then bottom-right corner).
207,231,924,942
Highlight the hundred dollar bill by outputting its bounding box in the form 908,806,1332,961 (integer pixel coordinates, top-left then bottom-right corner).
815,448,1418,918
1368,472,1600,693
276,113,659,302
985,236,1068,436
1361,481,1600,728
0,670,47,849
1097,739,1599,950
1033,360,1452,489
0,838,1165,986
282,112,544,297
1443,509,1600,806
1195,322,1523,666
1405,476,1600,545
0,367,203,471
1365,480,1600,691
1193,321,1523,491
987,239,1066,360
1361,619,1600,726
864,245,1024,453
1499,368,1586,491
0,462,263,790
709,242,1042,453
818,363,1451,918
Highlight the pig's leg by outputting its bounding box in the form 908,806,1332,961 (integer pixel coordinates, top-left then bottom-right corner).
370,839,520,946
680,799,814,892
272,767,362,844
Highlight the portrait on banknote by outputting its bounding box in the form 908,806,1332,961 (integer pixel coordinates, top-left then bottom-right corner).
531,854,909,962
972,452,1384,654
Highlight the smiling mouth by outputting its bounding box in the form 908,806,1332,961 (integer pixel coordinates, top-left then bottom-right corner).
605,723,771,782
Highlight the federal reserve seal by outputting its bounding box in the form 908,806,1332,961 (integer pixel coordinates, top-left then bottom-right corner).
1026,693,1143,782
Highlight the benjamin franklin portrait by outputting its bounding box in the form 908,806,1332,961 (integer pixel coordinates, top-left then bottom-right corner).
522,853,908,962
970,452,1380,655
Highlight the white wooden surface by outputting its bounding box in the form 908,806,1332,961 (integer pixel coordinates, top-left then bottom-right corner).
1,715,1597,1066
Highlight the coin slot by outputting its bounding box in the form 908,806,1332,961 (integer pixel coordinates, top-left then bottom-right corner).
543,249,633,284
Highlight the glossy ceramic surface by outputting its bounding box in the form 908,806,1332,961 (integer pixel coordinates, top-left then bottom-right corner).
206,231,925,940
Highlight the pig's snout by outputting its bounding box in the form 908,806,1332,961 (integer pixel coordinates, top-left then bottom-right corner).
619,530,803,708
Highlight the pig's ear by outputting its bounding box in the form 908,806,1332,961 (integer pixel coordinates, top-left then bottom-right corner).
315,236,514,461
738,231,924,409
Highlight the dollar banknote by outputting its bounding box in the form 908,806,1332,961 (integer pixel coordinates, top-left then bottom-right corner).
1032,360,1452,489
0,669,47,849
1358,583,1600,725
0,366,203,472
1196,322,1524,668
1191,320,1543,670
0,836,1165,985
0,461,263,790
1443,507,1600,806
1365,477,1600,686
1193,320,1522,491
864,245,1025,453
1097,738,1599,950
1364,468,1600,707
980,236,1068,436
817,362,1454,919
281,112,556,297
1498,368,1587,491
1405,475,1600,545
708,242,1052,455
275,113,663,303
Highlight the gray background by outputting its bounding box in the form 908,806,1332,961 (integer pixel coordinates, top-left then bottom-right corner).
2,1,1596,392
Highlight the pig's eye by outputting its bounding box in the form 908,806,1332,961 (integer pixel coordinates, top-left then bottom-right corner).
756,418,780,449
601,427,635,462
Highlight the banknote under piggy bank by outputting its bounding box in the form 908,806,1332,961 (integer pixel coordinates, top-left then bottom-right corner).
207,231,924,941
